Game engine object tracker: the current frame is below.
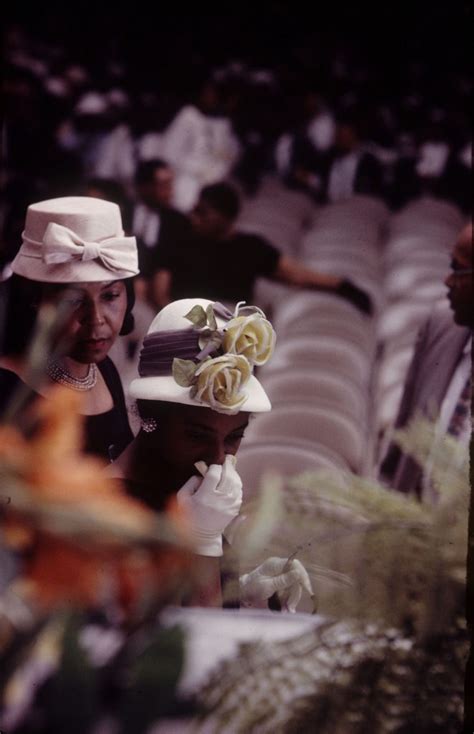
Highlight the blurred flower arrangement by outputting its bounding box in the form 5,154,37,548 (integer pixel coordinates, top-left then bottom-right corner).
0,305,198,734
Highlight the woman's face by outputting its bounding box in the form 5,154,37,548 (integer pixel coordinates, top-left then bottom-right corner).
149,404,250,491
46,280,128,364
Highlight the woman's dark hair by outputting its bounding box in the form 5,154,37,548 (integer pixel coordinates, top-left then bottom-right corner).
1,275,42,357
135,399,175,422
120,277,135,336
1,274,135,356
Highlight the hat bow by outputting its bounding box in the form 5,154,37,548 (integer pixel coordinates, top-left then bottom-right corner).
42,222,136,274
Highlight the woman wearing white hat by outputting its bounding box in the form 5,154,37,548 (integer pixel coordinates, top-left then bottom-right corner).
0,196,139,461
110,297,313,610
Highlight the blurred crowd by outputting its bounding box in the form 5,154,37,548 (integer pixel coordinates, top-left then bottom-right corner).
1,19,471,271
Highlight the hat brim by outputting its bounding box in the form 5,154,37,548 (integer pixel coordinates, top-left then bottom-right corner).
129,373,272,413
11,255,138,283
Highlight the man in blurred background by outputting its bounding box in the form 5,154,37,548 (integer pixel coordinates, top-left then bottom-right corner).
380,221,472,500
152,181,373,314
131,159,192,306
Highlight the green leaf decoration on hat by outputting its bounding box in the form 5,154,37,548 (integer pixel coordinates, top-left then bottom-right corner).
206,304,218,331
198,331,223,355
184,304,219,331
172,358,198,387
183,305,207,329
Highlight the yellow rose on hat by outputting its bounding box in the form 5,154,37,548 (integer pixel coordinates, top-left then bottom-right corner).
223,313,276,366
191,354,252,413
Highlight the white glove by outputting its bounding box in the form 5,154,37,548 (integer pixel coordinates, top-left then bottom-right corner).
176,455,243,557
240,557,314,613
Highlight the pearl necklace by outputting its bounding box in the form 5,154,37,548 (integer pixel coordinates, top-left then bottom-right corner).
47,360,98,391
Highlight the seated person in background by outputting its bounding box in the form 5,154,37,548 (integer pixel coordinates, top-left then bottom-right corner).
153,182,372,314
109,297,314,610
0,196,138,461
161,77,241,213
293,111,386,205
379,222,472,501
131,159,192,306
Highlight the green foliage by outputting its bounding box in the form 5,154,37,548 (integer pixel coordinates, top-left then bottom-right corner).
194,615,468,734
119,624,187,734
46,612,100,734
235,418,469,638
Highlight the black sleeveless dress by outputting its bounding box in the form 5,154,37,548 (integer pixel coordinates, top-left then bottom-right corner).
85,358,134,461
0,357,133,462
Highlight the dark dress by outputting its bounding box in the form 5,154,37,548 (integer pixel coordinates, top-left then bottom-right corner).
156,231,280,305
0,357,133,462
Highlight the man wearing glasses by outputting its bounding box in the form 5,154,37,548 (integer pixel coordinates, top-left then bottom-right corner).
380,222,472,500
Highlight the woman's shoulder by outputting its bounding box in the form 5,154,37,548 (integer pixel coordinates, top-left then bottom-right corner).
97,356,123,392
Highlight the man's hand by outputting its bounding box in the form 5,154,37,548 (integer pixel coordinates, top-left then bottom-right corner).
334,279,373,315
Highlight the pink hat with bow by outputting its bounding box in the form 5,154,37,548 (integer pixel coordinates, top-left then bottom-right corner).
12,196,139,283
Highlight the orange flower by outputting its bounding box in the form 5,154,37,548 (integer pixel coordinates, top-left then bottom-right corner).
23,532,114,609
0,385,193,618
1,386,156,538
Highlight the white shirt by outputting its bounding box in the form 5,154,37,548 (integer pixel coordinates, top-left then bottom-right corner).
161,105,241,211
415,141,450,178
307,111,336,152
327,151,361,203
132,204,161,248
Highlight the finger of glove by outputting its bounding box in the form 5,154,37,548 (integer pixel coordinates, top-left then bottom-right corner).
216,455,243,496
254,557,288,576
289,559,314,596
266,568,303,594
176,475,202,502
198,463,224,494
281,583,302,613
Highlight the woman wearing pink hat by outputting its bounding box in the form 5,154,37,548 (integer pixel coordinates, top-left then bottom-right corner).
109,297,314,610
0,196,139,460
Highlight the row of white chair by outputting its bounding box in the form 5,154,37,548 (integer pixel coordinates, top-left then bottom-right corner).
243,195,386,479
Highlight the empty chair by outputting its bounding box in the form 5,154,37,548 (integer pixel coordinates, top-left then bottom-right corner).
273,292,370,334
263,335,371,388
377,345,417,393
275,315,376,354
385,265,448,297
244,403,365,472
375,381,406,438
253,278,297,319
377,301,433,342
387,196,463,236
237,441,348,500
260,368,368,423
302,257,381,287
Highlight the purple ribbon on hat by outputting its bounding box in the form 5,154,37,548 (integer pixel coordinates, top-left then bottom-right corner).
41,222,137,274
138,302,237,378
138,329,202,377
